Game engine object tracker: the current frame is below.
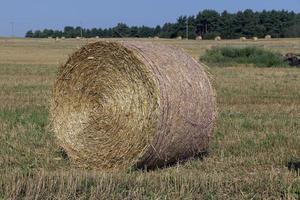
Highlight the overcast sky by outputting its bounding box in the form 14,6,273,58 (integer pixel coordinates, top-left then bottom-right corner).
1,0,300,37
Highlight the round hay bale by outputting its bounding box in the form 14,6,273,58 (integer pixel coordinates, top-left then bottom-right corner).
76,36,81,40
50,41,216,171
240,37,246,41
154,36,160,40
253,37,258,41
196,36,202,40
265,35,271,39
61,37,66,40
176,36,182,40
215,36,221,41
95,36,100,39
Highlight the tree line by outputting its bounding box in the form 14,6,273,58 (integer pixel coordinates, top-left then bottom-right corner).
25,9,300,39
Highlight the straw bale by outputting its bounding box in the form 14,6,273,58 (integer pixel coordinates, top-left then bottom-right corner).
265,35,271,39
50,41,216,170
215,36,221,41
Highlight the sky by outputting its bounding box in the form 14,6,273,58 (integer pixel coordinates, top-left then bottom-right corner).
0,0,300,37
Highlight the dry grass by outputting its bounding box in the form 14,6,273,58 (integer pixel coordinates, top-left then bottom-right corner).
1,37,300,65
0,38,299,199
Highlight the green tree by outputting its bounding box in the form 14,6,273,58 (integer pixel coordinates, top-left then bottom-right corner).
154,25,161,36
64,26,75,38
25,30,34,38
25,9,300,40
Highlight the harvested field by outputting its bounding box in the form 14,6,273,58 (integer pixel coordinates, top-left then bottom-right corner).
0,38,300,199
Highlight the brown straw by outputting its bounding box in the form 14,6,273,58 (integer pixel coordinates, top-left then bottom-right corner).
50,41,217,171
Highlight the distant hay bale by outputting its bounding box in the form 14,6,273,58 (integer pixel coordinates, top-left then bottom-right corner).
154,36,160,40
48,37,53,39
95,36,100,39
253,37,258,41
265,35,272,39
61,37,66,40
76,36,81,40
196,36,202,40
240,37,246,41
176,36,182,40
55,37,59,41
50,41,217,171
215,36,221,41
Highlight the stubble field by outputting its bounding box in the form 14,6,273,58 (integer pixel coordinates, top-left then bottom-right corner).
0,37,299,199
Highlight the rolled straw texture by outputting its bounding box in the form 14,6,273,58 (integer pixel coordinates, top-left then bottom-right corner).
50,41,216,170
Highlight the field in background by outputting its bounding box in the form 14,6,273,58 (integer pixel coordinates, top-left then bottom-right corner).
0,38,299,199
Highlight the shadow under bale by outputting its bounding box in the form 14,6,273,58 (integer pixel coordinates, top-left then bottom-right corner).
137,150,210,171
50,41,217,171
